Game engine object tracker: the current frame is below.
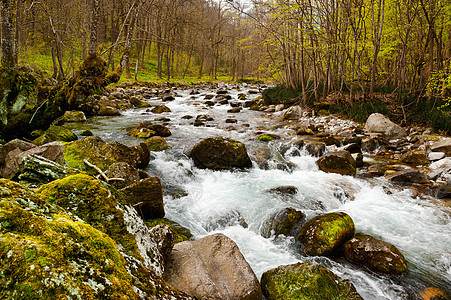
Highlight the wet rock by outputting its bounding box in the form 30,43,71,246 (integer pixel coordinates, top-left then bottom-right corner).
190,137,252,170
386,169,429,184
80,129,93,136
304,140,326,156
400,147,429,165
344,232,408,275
131,142,151,169
256,133,279,142
182,115,193,119
148,225,175,264
361,137,377,152
120,177,165,220
127,128,157,138
435,184,451,199
41,125,78,143
297,212,355,256
225,118,237,123
296,128,314,135
162,94,175,101
145,136,169,151
281,105,303,120
261,207,306,238
205,100,215,106
164,233,262,300
317,150,356,176
98,105,121,116
368,164,385,177
261,262,363,300
63,136,142,171
145,124,171,137
205,210,248,231
151,105,171,114
227,107,242,113
146,218,193,243
130,96,151,108
428,158,451,180
343,143,362,154
364,113,407,140
267,185,298,195
431,138,451,156
56,110,87,123
105,162,140,189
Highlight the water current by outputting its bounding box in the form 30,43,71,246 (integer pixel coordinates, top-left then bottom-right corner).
66,84,451,299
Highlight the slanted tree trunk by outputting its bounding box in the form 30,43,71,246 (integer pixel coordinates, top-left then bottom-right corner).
1,0,16,69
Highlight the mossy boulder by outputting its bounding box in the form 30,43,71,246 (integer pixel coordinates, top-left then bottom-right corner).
296,212,355,257
63,136,142,172
0,179,137,299
41,125,78,142
256,134,279,142
104,162,140,189
400,148,429,166
146,218,192,244
343,233,408,275
128,128,157,139
190,137,252,170
317,150,356,176
35,174,191,298
261,262,363,300
261,207,306,238
145,136,169,151
54,110,87,124
130,96,152,108
151,105,171,114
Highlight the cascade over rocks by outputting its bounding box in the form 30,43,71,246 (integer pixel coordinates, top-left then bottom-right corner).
261,262,363,300
190,137,252,170
317,150,357,176
344,233,408,275
364,113,407,140
164,233,262,300
296,212,355,256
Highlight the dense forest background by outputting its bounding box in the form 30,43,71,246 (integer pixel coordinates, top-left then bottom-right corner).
1,0,450,131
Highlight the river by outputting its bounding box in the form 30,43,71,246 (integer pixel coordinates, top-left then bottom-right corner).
65,84,451,300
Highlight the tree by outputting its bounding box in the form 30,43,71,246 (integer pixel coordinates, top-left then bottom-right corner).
1,0,16,68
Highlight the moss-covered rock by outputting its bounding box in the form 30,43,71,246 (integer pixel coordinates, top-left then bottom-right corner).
0,179,137,299
63,136,142,172
190,137,252,170
261,262,363,300
151,105,171,114
128,128,157,139
145,136,169,151
261,207,306,238
256,134,279,142
343,233,408,275
80,129,93,136
296,212,355,257
316,150,356,176
146,218,192,243
42,125,78,142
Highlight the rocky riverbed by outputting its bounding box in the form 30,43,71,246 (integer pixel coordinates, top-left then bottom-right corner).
1,82,450,299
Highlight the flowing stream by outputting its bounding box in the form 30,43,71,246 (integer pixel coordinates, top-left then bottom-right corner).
66,84,451,299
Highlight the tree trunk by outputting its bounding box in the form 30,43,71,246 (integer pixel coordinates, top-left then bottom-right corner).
1,0,16,69
88,0,101,56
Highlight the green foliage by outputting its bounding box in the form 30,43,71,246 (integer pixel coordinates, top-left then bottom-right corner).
262,85,303,106
329,100,391,123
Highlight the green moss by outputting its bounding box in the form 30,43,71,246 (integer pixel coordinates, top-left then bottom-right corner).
145,136,169,152
256,134,275,142
0,179,137,299
145,218,192,243
261,262,363,300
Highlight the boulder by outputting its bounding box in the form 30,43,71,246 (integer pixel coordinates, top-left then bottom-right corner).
131,142,151,169
63,136,142,171
130,96,151,108
146,124,172,137
80,129,93,136
41,125,78,143
190,137,252,170
317,150,357,176
256,134,279,142
120,177,165,219
127,128,156,139
145,136,169,151
59,110,87,123
105,162,140,189
344,232,408,275
98,105,121,116
261,207,306,238
164,233,262,300
0,139,35,165
428,158,451,180
431,138,451,156
400,148,429,165
386,169,429,184
18,154,72,184
281,105,303,120
364,113,407,140
296,212,355,256
305,141,326,156
266,185,298,195
146,218,193,244
261,262,363,300
151,105,171,114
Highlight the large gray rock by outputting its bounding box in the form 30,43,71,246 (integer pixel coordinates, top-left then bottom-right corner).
364,113,407,140
18,154,71,184
281,105,303,120
431,138,451,156
164,233,262,300
428,158,451,180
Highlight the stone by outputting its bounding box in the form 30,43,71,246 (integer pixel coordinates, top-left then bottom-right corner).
364,113,407,140
128,128,156,139
281,105,303,120
227,107,242,113
105,162,140,189
261,207,306,238
344,232,408,275
146,124,172,137
18,154,72,184
60,110,87,123
361,137,377,152
130,96,151,108
80,129,93,136
420,287,449,300
435,184,451,199
98,105,121,116
428,152,445,161
256,134,279,142
63,136,142,171
164,233,262,300
261,262,363,300
131,142,151,169
0,139,35,165
146,218,193,244
429,158,451,180
386,169,429,184
431,138,451,156
368,164,385,176
43,125,78,142
297,212,355,256
400,148,429,165
304,141,326,156
343,143,362,154
317,150,357,176
151,105,171,114
145,136,169,151
267,185,298,195
120,177,165,220
190,137,252,170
